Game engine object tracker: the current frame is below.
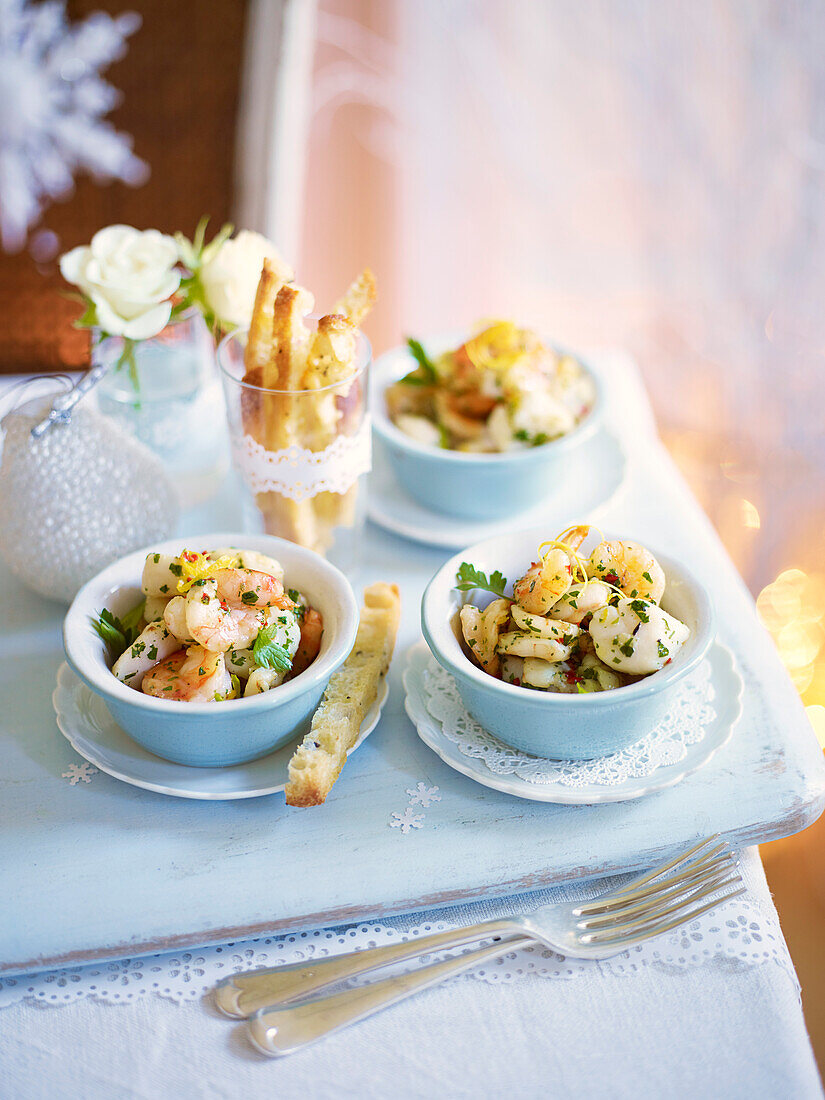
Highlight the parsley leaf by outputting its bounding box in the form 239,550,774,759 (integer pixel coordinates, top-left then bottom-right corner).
455,562,508,598
628,599,650,623
90,600,145,657
253,625,293,672
399,337,437,385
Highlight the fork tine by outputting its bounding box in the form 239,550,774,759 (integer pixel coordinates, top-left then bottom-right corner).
577,849,736,916
582,874,742,936
581,873,743,942
581,886,746,947
578,864,739,928
582,836,723,907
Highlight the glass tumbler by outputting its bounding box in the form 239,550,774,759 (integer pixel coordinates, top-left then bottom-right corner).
218,323,371,571
93,308,230,504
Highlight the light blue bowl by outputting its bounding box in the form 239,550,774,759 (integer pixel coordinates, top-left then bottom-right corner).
421,527,715,760
63,533,359,767
371,333,603,520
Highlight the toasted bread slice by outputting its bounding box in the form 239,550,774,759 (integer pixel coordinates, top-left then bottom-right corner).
285,583,401,806
243,260,289,379
333,268,377,327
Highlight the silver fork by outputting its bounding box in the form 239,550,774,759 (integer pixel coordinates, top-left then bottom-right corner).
215,837,743,1055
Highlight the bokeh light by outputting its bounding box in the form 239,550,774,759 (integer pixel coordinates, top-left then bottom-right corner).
757,570,825,705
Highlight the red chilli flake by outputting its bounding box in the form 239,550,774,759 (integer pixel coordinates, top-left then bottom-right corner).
564,668,583,685
665,658,672,665
604,571,620,586
512,677,521,686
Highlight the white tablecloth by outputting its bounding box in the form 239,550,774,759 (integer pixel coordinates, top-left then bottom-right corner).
1,847,821,1099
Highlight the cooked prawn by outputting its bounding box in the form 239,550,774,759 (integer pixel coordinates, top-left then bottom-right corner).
549,579,611,625
460,598,511,677
512,525,590,614
185,568,292,653
142,646,231,702
496,631,576,663
588,540,665,602
291,607,324,677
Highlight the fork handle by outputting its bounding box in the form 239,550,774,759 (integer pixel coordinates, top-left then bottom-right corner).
215,918,520,1017
248,934,535,1056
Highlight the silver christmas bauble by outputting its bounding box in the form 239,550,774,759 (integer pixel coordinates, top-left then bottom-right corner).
0,397,179,603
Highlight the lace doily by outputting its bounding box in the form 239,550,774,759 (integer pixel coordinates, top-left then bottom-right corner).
231,417,371,501
0,860,793,1009
422,659,715,789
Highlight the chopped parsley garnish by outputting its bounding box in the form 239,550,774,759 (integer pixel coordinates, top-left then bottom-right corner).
90,600,145,657
658,640,670,659
455,562,508,598
253,625,293,672
642,571,653,584
619,639,635,657
241,590,258,605
629,599,650,623
514,429,550,447
287,588,302,604
152,553,160,564
159,584,169,594
169,562,183,577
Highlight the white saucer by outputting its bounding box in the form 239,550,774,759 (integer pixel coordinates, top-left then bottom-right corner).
53,663,388,800
367,429,626,549
403,643,743,804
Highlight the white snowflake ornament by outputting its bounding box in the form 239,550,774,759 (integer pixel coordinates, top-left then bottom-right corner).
0,392,178,602
406,783,441,808
62,761,98,785
389,807,424,834
0,0,148,253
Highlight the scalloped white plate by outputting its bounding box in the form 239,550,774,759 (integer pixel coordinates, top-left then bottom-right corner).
368,428,626,549
53,662,388,800
404,642,743,803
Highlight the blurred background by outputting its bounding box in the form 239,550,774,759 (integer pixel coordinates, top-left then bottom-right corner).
1,0,824,1062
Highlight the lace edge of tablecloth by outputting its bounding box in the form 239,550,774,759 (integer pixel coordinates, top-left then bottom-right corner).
0,895,797,1009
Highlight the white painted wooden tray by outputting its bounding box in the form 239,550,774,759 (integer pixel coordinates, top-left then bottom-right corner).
0,355,822,978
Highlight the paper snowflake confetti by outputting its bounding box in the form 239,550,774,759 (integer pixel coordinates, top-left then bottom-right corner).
62,761,98,785
389,807,424,834
0,0,149,253
406,782,441,808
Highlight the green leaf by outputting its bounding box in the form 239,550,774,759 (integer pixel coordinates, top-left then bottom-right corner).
73,299,99,330
90,599,145,658
454,562,508,598
401,337,437,385
628,599,651,623
253,625,294,672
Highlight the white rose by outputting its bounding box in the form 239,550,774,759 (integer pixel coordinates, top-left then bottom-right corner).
199,230,293,329
60,225,181,340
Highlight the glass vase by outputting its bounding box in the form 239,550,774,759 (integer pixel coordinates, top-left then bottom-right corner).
218,323,371,572
92,309,230,505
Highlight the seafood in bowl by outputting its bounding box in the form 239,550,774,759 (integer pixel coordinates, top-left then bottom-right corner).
64,533,359,766
94,546,323,703
386,322,595,453
371,327,603,520
457,525,690,693
421,525,714,759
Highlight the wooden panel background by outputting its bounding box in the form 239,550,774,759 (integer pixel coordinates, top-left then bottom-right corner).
0,0,249,372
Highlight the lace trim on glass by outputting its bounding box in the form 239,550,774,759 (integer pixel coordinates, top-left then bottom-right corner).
231,416,371,501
